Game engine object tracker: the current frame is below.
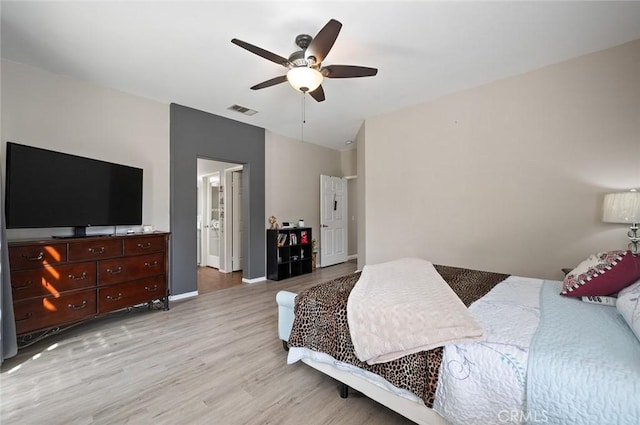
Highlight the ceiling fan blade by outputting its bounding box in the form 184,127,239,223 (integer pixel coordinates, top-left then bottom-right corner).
305,19,342,65
250,75,288,90
309,85,326,102
323,65,378,78
231,38,291,68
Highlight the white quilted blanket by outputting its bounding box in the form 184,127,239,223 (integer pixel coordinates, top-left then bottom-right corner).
433,276,543,425
347,257,486,365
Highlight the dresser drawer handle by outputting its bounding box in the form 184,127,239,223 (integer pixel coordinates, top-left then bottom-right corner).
107,266,123,274
137,242,152,249
68,300,88,310
68,272,87,281
106,293,123,302
144,261,159,268
144,284,159,292
16,312,34,322
22,252,44,261
88,247,105,254
12,280,33,290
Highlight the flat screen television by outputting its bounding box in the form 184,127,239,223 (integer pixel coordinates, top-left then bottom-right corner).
5,142,143,237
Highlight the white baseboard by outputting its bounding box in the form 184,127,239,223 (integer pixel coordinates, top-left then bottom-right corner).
318,255,358,267
169,291,198,301
242,276,266,284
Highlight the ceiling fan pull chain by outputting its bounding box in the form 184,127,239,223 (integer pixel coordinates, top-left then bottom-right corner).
301,92,306,143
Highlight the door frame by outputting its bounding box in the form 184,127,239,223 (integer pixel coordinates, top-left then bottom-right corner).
197,158,239,274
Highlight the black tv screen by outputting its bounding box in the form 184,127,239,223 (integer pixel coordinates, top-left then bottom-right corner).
5,142,143,234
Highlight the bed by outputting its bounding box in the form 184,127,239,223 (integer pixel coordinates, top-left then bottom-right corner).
276,257,640,425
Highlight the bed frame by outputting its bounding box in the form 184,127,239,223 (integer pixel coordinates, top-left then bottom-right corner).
276,290,450,425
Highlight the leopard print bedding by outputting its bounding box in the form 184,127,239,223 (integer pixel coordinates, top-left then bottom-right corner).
287,264,509,407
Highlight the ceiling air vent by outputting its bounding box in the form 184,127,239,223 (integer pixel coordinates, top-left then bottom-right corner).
228,104,258,116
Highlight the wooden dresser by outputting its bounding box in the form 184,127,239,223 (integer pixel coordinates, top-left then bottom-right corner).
9,232,170,347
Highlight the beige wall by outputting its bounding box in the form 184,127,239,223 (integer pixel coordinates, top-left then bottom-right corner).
341,148,357,177
1,60,169,239
356,124,367,270
362,40,640,280
265,131,342,245
347,178,358,257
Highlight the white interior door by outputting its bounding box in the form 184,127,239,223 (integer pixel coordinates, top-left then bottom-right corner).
206,173,221,269
320,175,347,267
231,170,243,271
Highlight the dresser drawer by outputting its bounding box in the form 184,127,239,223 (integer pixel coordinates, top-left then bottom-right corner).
123,235,166,255
68,238,123,261
14,290,97,335
9,243,68,270
98,276,166,314
98,253,164,285
11,263,97,301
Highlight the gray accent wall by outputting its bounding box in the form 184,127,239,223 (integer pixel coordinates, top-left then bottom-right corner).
170,103,265,296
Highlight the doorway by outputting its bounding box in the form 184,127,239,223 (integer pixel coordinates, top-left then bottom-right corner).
197,158,244,292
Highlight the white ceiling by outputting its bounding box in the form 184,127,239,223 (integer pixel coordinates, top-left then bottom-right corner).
2,1,640,151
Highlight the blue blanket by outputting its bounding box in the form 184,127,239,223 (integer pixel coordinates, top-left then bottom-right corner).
527,281,640,425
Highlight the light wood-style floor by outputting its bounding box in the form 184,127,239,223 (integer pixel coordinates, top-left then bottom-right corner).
197,266,243,294
1,260,414,425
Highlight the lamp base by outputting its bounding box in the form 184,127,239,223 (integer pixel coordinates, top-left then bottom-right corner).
628,223,639,256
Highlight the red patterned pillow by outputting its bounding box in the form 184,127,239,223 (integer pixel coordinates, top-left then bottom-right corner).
561,250,640,297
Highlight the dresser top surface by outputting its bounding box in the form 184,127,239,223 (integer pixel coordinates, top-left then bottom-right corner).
8,231,170,246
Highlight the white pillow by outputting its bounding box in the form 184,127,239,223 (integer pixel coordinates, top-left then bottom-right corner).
616,279,640,342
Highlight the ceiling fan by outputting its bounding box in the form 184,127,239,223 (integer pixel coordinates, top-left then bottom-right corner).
231,19,377,102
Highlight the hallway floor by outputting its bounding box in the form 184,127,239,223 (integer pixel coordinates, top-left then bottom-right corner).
197,266,243,294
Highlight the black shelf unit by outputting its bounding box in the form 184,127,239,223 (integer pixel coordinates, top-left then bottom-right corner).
267,227,313,281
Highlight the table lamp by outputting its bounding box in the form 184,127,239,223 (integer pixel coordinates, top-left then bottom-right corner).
602,189,640,255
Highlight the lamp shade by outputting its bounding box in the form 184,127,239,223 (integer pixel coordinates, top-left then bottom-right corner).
287,67,323,93
602,190,640,223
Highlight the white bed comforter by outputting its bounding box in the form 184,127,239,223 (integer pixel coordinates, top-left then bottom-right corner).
347,258,486,365
433,276,544,425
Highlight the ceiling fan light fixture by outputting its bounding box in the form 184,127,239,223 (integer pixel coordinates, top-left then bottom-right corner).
287,67,323,93
232,19,376,102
